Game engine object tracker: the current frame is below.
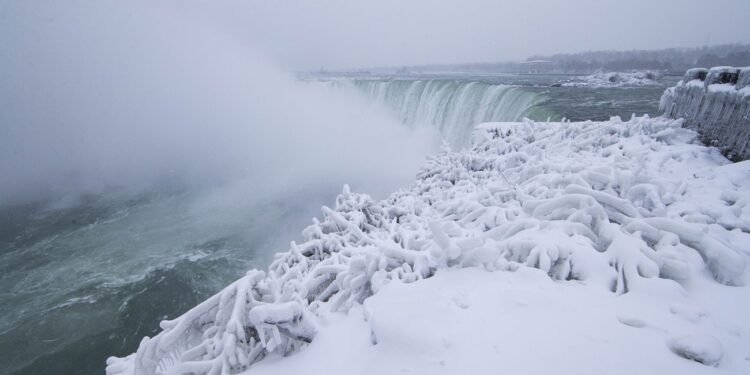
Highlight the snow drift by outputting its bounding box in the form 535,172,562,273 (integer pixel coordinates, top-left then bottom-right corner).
660,66,750,160
108,116,750,374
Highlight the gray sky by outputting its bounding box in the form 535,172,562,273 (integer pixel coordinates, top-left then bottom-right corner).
4,0,750,71
204,0,750,70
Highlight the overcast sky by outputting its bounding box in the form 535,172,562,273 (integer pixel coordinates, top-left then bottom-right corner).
3,0,750,71
202,0,750,70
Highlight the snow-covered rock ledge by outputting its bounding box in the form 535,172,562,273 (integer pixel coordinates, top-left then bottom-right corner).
107,117,750,375
660,66,750,161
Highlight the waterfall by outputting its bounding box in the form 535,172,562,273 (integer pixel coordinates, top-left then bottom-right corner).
315,79,549,147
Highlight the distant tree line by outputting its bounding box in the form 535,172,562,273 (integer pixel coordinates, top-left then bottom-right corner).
694,51,750,68
525,44,750,74
397,44,750,75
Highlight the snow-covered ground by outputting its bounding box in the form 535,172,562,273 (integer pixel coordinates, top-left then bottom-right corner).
250,267,738,375
561,71,661,87
108,116,750,375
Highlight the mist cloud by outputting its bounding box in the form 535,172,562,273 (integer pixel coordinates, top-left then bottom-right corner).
0,1,438,206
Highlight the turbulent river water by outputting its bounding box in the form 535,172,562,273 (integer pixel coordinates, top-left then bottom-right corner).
0,73,677,375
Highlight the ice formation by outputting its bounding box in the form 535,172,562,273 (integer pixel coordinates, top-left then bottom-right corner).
660,66,750,160
560,71,661,87
108,116,750,375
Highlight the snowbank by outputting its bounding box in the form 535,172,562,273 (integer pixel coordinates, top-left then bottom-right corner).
660,66,750,160
249,268,739,375
107,116,750,375
560,71,661,87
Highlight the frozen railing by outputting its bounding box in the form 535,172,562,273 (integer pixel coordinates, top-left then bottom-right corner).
660,66,750,160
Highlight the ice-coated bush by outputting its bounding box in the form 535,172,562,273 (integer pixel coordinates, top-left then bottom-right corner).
108,116,748,375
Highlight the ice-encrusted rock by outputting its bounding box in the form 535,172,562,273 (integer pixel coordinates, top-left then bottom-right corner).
107,116,750,375
683,68,708,83
561,71,660,87
660,66,750,160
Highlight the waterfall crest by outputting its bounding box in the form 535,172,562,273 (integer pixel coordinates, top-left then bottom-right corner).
317,79,549,146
